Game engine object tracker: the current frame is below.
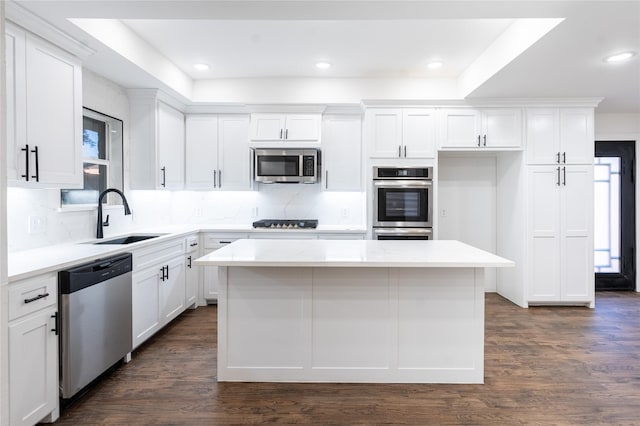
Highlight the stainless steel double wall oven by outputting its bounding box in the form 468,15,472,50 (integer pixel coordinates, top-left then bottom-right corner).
372,166,433,240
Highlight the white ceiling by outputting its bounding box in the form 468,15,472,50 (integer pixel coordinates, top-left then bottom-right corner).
7,0,640,113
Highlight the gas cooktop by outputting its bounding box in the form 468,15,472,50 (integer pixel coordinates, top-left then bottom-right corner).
252,219,319,229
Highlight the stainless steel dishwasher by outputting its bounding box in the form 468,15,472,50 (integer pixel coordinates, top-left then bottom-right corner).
58,252,133,402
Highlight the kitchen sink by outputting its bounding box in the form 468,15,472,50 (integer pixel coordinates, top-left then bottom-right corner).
93,234,165,245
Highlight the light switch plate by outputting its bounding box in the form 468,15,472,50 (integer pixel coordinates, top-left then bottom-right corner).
28,215,46,234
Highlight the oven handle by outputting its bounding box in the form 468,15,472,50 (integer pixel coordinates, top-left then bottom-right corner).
374,180,433,189
373,228,433,237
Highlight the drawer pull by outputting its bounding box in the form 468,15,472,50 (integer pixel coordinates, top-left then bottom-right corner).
24,293,50,304
189,242,198,247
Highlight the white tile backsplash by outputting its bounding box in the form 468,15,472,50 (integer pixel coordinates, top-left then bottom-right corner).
7,187,365,252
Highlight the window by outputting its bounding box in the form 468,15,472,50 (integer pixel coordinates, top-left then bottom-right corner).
61,108,123,206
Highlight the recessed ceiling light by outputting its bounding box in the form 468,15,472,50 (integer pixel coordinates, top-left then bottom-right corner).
603,51,636,63
427,61,444,70
193,63,210,71
316,62,331,70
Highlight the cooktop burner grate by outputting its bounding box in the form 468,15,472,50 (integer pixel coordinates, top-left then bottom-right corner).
252,219,319,229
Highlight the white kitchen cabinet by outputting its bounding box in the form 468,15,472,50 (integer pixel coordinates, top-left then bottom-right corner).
6,23,82,188
185,235,200,308
202,233,249,302
440,108,522,150
527,165,594,305
185,115,251,190
129,90,185,190
322,115,362,191
367,108,436,159
8,273,59,426
132,238,187,348
249,113,321,142
526,108,594,165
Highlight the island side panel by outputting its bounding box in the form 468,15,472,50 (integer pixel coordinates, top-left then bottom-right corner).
218,265,485,383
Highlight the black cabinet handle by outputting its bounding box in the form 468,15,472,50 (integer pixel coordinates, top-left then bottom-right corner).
51,312,59,335
556,152,561,164
562,152,566,164
31,146,39,182
285,129,288,139
220,241,231,244
562,166,566,186
280,129,283,139
404,146,407,157
556,167,561,186
189,242,198,247
213,170,217,188
218,170,222,188
160,166,166,187
24,292,50,304
187,256,192,268
477,135,481,147
165,265,169,280
483,135,487,147
21,144,30,181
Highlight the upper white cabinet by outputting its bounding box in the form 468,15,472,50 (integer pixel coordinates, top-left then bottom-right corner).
322,115,362,191
185,114,251,190
129,90,185,190
526,108,594,165
6,23,82,188
366,108,436,159
249,113,321,142
440,108,522,150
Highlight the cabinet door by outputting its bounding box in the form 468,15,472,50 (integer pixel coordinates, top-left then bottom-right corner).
284,114,320,141
9,307,58,426
527,166,561,301
218,115,251,190
483,109,522,148
132,267,162,348
440,109,482,149
161,257,186,324
367,109,403,158
526,109,559,165
5,25,27,183
203,249,222,301
403,109,436,158
322,115,362,191
560,108,594,165
560,166,594,302
249,113,286,140
185,115,218,189
186,253,199,307
157,102,185,189
24,33,82,187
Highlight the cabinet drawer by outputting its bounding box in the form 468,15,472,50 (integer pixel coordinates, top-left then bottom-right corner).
186,235,200,254
9,273,57,321
133,238,186,270
203,233,249,249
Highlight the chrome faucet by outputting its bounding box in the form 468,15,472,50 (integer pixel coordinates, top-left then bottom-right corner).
96,188,132,238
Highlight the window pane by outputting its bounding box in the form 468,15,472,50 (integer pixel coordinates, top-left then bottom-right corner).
60,164,107,205
82,115,107,160
594,157,621,273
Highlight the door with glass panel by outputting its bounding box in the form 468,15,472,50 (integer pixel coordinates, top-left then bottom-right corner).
594,141,636,290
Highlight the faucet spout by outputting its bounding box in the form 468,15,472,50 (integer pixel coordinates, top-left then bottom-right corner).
96,188,132,239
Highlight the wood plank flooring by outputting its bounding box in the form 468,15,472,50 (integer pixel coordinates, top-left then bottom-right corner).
52,292,640,425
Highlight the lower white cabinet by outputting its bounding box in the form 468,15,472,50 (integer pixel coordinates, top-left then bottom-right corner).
8,273,59,426
185,235,200,307
527,165,594,305
202,233,248,302
132,238,187,348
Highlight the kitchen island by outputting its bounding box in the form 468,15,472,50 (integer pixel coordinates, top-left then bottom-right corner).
194,239,514,384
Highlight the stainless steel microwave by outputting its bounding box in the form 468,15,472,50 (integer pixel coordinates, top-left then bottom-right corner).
254,149,319,183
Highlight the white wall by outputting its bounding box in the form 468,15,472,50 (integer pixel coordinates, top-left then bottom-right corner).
595,113,640,292
438,155,497,291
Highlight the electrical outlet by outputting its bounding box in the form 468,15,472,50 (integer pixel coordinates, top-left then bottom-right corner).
251,207,259,218
341,208,349,219
441,208,447,217
28,215,46,234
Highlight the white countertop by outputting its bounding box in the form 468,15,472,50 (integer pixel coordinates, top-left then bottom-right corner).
194,239,515,268
7,225,367,281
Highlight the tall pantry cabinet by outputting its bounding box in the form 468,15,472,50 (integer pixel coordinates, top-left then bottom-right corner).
497,107,595,307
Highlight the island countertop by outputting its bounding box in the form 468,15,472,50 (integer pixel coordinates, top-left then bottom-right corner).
194,239,514,268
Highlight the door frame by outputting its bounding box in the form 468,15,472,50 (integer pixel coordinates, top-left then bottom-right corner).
594,141,636,291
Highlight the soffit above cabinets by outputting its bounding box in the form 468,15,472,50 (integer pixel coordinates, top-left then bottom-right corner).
6,1,640,112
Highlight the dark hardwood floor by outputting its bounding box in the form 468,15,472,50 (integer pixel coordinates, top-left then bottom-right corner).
52,292,640,425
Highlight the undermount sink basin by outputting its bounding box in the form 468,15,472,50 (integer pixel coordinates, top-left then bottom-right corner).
93,234,164,245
